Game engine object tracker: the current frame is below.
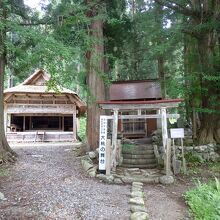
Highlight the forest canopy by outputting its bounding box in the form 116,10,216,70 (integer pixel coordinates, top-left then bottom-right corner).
1,0,220,157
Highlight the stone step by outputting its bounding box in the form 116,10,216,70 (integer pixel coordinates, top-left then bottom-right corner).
130,138,152,145
122,149,154,155
123,144,153,150
123,158,156,165
121,164,157,169
123,154,155,159
121,176,159,184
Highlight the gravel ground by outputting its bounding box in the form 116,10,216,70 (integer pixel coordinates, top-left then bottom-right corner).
0,143,130,220
144,184,189,220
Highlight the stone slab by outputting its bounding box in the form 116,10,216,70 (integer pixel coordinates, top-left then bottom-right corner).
129,197,145,206
130,212,149,220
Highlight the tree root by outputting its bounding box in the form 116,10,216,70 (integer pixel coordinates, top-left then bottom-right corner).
0,150,17,165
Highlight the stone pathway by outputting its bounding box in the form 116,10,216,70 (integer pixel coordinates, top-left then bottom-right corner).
129,182,149,220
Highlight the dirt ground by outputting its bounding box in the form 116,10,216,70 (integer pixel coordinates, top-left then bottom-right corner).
0,142,206,220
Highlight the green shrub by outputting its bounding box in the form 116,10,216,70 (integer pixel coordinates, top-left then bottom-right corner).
185,152,204,165
184,178,220,220
78,117,86,141
122,143,135,151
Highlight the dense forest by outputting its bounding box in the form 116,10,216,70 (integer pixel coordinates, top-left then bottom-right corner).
0,0,220,160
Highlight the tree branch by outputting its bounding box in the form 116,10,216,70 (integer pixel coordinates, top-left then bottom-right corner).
154,0,199,18
19,20,54,26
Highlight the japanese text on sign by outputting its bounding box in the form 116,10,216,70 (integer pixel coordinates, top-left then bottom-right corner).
170,128,184,138
99,116,108,170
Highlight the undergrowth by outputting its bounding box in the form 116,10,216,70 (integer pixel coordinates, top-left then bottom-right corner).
184,178,220,220
78,117,86,141
122,143,135,150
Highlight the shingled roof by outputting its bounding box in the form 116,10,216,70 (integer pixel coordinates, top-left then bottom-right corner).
4,69,86,114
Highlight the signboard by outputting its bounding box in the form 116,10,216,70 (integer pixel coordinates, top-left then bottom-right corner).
99,116,108,171
170,128,184,138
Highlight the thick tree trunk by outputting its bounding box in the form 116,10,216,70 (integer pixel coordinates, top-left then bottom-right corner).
198,114,220,144
86,3,105,150
154,0,220,144
0,58,16,163
197,33,220,144
158,56,166,98
154,4,166,98
0,2,16,163
183,35,201,142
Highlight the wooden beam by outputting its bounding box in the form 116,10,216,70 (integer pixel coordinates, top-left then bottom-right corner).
99,102,181,110
119,114,179,119
99,114,180,120
6,104,75,114
4,94,12,102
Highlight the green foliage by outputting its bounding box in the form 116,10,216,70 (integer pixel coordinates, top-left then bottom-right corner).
209,162,220,174
78,117,86,141
185,152,204,166
122,143,135,150
184,179,220,220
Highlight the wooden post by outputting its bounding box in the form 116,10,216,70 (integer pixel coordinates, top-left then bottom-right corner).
111,109,118,172
106,139,111,175
116,139,122,165
62,116,64,131
172,139,177,175
59,116,61,130
30,116,32,129
161,107,168,151
165,138,172,176
181,138,186,174
23,116,26,131
4,105,7,132
157,109,161,129
73,105,77,141
8,113,11,132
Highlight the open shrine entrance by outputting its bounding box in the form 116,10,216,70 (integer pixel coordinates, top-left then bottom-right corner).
10,115,73,132
119,110,157,138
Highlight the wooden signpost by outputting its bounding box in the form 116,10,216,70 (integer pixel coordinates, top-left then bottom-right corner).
170,128,186,174
98,116,108,172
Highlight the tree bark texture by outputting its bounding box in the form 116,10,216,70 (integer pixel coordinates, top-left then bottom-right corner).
86,2,106,150
154,3,166,98
0,2,16,162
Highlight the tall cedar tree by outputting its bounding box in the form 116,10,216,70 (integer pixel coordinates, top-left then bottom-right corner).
0,1,17,162
86,1,106,150
155,0,220,144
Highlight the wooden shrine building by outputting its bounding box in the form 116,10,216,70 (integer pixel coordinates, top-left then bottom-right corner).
97,80,183,173
107,80,165,138
4,69,86,142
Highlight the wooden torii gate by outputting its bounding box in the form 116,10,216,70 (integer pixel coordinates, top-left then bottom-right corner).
98,99,183,175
